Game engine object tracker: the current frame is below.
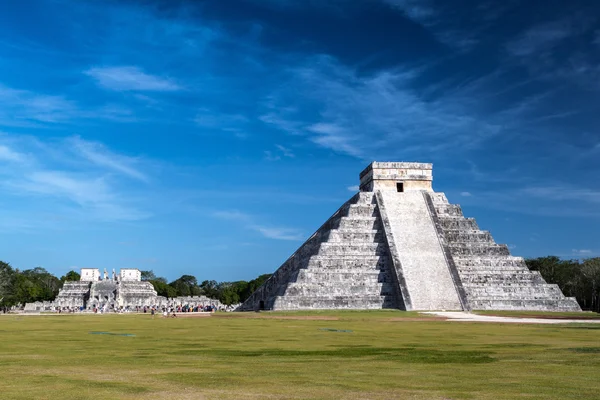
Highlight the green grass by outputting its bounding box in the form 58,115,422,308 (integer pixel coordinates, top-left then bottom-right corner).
1,311,599,399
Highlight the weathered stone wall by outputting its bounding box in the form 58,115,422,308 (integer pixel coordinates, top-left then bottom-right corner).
117,281,158,307
88,280,118,309
54,281,91,308
359,162,433,192
120,269,142,282
80,268,100,282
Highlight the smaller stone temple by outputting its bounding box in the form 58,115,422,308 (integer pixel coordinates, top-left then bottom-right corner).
25,268,222,312
51,268,158,310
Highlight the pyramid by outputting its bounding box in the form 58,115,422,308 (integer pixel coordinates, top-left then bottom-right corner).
239,162,581,312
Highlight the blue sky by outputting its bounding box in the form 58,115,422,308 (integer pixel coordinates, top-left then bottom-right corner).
1,0,599,281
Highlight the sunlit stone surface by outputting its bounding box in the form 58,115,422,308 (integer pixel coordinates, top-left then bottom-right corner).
239,162,581,312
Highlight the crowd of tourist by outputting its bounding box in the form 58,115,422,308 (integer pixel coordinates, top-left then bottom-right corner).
18,300,240,314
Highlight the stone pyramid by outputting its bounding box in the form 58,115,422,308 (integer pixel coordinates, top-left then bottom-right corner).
239,162,580,312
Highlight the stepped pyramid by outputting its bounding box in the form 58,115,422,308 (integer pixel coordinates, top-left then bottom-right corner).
239,162,580,312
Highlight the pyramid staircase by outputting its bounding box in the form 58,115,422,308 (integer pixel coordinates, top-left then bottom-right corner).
426,192,580,311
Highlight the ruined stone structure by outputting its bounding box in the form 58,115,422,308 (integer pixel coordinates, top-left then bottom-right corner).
25,268,222,312
239,162,581,312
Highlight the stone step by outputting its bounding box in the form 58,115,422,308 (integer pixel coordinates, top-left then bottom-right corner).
307,256,388,270
273,295,398,310
465,284,564,297
439,218,479,231
459,272,544,283
344,204,377,217
448,244,510,257
453,256,526,267
457,269,531,276
434,204,463,217
296,270,394,283
469,298,581,311
317,242,387,256
428,193,449,204
353,192,377,205
285,283,397,297
302,268,388,275
443,231,494,243
326,230,382,242
336,217,380,231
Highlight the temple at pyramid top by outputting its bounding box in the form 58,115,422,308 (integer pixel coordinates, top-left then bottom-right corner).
359,162,433,192
239,161,580,313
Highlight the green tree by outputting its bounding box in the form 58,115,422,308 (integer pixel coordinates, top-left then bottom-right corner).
21,267,61,302
0,261,16,307
199,279,218,298
170,275,200,296
149,279,178,298
60,270,81,282
580,258,600,312
141,270,156,281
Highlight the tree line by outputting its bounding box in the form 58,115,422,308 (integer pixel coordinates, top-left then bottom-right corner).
140,270,271,306
0,261,80,308
525,256,600,312
1,257,599,312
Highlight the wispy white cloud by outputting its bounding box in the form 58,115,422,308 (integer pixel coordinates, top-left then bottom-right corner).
194,108,249,128
0,144,26,162
68,136,148,182
275,144,295,158
250,225,304,241
306,123,362,158
0,83,144,127
506,19,577,57
0,84,78,125
457,183,600,218
264,150,280,162
460,191,472,197
212,210,251,221
264,144,296,161
347,185,360,192
521,186,600,204
383,0,482,51
504,16,600,89
261,56,501,159
194,108,250,138
85,66,181,92
384,0,435,20
213,209,304,240
572,249,592,255
0,135,151,223
259,113,302,135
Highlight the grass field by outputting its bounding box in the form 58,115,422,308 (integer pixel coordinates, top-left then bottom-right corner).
1,311,599,400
